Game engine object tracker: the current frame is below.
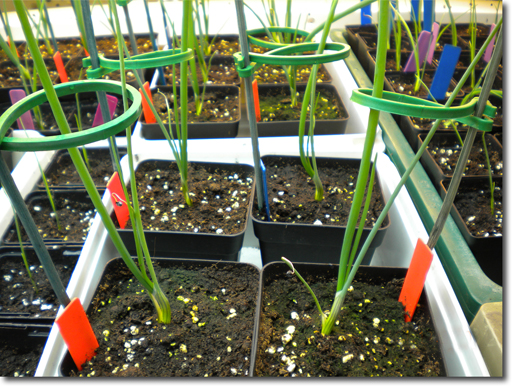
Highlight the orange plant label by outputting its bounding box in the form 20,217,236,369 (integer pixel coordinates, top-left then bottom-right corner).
140,81,156,123
252,79,261,122
107,172,129,229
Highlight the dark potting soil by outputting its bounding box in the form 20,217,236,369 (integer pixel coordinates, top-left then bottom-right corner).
203,37,240,56
449,179,502,238
254,268,443,377
120,161,253,235
0,328,48,377
147,88,240,124
16,39,85,60
253,64,331,84
39,148,126,187
62,56,137,84
4,191,97,244
67,259,259,377
0,249,79,317
163,62,240,86
0,61,58,88
253,157,388,229
258,87,346,122
387,72,459,100
426,135,503,177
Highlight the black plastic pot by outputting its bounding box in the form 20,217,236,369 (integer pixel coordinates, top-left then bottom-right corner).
0,322,52,377
2,189,99,246
59,257,260,377
366,49,437,79
115,160,254,260
255,84,349,137
418,132,502,192
153,55,241,86
0,59,59,104
140,85,240,140
39,147,127,190
441,177,502,286
251,156,390,265
0,246,81,321
384,70,465,101
251,262,447,377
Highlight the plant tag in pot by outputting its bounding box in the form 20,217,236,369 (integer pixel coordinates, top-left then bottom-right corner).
107,171,129,229
399,238,433,322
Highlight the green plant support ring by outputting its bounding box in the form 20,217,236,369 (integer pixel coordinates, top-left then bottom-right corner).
351,89,496,132
0,80,141,152
234,42,350,78
247,27,310,50
83,49,195,79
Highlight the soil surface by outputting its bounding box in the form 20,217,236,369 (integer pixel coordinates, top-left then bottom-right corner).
145,87,240,124
66,258,259,377
254,264,444,377
163,59,240,85
447,178,503,238
386,72,461,100
0,60,58,88
0,249,79,317
424,134,503,177
4,190,98,244
61,56,138,84
0,328,49,377
253,157,388,229
253,64,331,84
39,148,126,188
119,160,253,235
203,36,240,56
258,86,347,123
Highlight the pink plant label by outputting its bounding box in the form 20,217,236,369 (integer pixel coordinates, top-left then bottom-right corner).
92,95,118,127
9,89,34,130
426,22,440,64
404,30,431,73
483,23,496,63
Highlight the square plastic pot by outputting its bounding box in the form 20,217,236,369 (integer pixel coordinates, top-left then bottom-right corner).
139,85,241,140
114,158,255,261
255,84,349,137
252,155,390,266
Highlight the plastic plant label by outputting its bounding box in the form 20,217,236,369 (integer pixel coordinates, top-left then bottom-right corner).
92,94,118,127
411,0,420,24
9,89,34,130
260,160,271,221
252,79,261,122
55,297,99,371
423,0,434,31
404,30,431,73
361,0,372,25
426,22,440,64
483,23,496,63
53,51,68,83
429,44,461,101
7,36,19,58
140,81,156,124
399,238,433,322
107,171,129,229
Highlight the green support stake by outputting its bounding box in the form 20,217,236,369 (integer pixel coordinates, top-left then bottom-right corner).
80,0,121,172
0,153,71,308
234,0,264,211
427,26,503,250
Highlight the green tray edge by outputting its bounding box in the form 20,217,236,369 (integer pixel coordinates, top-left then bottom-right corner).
331,29,502,323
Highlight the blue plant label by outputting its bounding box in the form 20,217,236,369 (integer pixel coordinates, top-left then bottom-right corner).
260,160,271,221
361,0,372,25
429,44,461,101
411,0,420,23
423,0,435,31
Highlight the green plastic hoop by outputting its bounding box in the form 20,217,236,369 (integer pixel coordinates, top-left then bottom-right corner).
0,80,142,152
234,42,350,78
351,89,497,132
247,27,310,50
83,49,195,79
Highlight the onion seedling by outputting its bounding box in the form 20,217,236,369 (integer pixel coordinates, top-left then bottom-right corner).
13,0,174,324
284,1,502,336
